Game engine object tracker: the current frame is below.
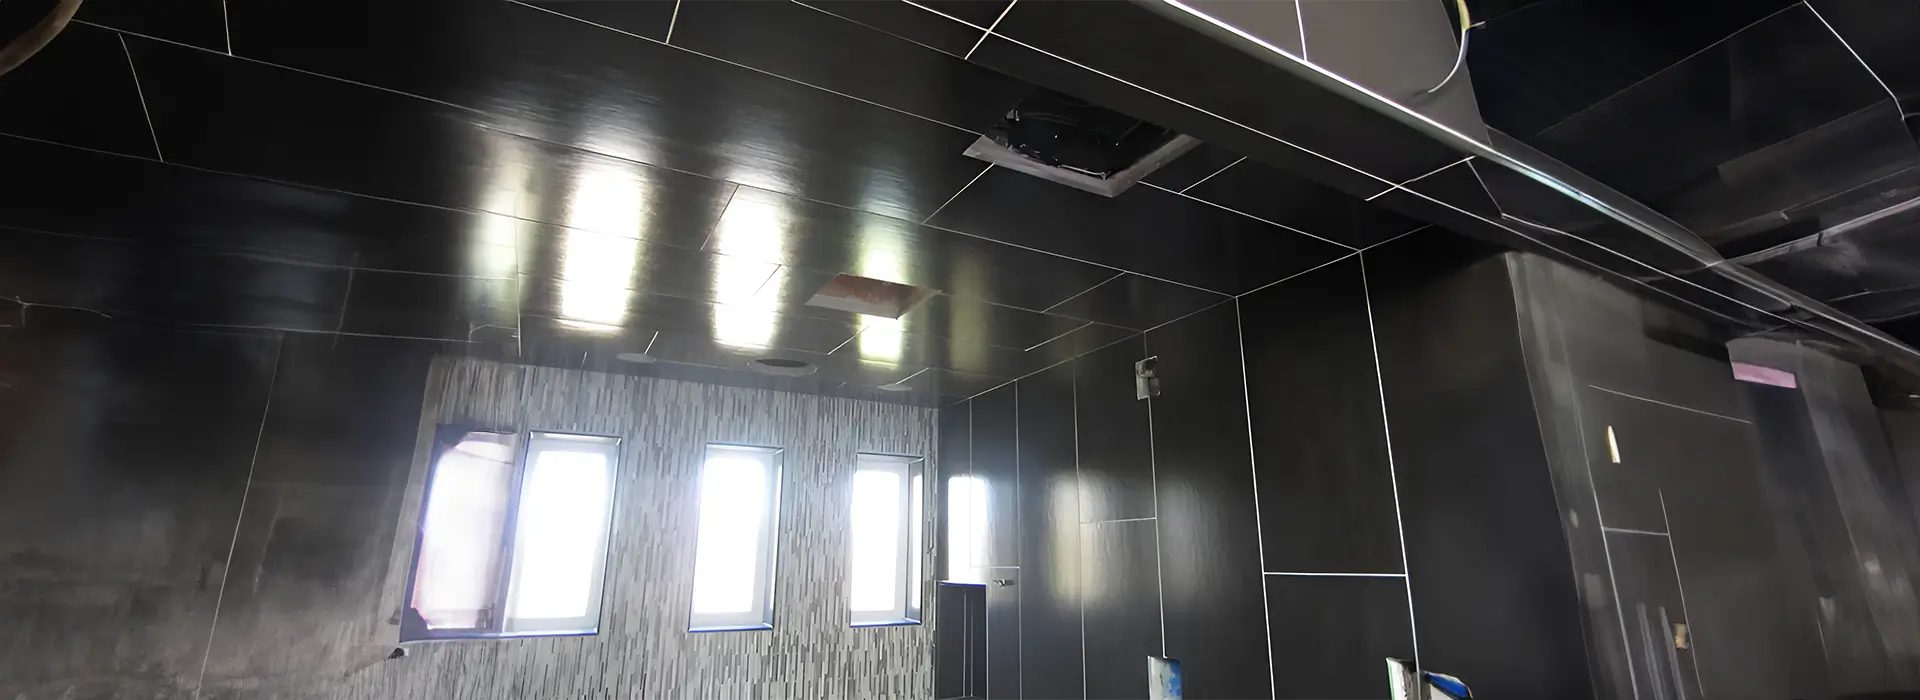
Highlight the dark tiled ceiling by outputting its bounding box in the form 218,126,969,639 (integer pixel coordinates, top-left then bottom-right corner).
0,0,1448,405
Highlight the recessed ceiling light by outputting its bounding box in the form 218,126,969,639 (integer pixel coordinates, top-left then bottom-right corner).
614,352,656,364
877,382,912,392
748,357,817,377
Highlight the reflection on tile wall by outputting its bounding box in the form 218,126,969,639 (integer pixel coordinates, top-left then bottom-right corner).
230,357,938,699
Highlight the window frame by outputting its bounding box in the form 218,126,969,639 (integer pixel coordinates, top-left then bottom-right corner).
687,444,786,632
849,453,925,627
400,427,620,642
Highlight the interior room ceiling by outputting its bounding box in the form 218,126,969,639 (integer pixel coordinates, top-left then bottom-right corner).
0,0,1434,408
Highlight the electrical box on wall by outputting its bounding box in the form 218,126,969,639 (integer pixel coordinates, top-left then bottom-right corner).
1136,357,1160,400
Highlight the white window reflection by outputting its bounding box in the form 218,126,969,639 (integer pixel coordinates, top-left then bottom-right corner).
850,455,924,625
945,475,990,585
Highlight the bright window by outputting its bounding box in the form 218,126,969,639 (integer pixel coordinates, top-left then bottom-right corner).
689,444,784,631
850,454,925,626
403,429,618,641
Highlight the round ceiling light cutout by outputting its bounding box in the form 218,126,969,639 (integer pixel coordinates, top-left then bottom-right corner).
749,357,817,377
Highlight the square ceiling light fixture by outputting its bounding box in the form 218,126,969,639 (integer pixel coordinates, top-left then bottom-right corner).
966,88,1199,198
806,274,935,319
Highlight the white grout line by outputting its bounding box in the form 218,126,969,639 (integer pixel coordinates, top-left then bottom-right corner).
979,30,1397,191
1146,383,1169,655
118,35,166,163
1364,156,1474,201
1660,490,1705,697
923,163,993,224
903,0,993,31
1562,328,1642,700
1357,254,1422,671
1235,251,1357,299
1088,516,1158,524
1073,364,1087,700
1140,181,1357,251
665,0,683,44
1042,271,1127,314
1587,384,1753,424
1294,0,1307,60
964,0,1020,61
507,1,978,135
195,336,283,696
220,0,233,55
1358,223,1434,253
1023,321,1092,352
1265,571,1407,578
1603,526,1671,538
918,219,1230,296
643,329,660,355
791,0,968,59
1178,156,1245,194
1805,1,1902,111
1234,298,1278,699
1013,381,1024,694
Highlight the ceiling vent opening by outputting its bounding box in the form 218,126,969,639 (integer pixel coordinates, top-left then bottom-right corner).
966,88,1199,198
749,357,817,377
806,274,934,319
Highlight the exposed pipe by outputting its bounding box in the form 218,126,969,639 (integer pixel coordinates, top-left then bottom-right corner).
1140,0,1920,377
0,0,86,78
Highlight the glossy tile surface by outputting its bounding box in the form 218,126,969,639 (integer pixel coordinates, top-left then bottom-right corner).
1603,531,1700,700
1047,273,1227,331
1143,302,1270,699
1240,261,1404,574
1074,335,1156,523
670,0,1030,132
1082,519,1164,700
0,225,350,332
797,1,982,58
0,23,159,159
929,167,1349,294
937,403,972,581
971,384,1019,568
1264,575,1415,699
1141,142,1242,192
339,270,518,341
76,0,228,51
985,567,1021,700
250,333,441,486
1014,362,1082,700
525,0,676,42
224,0,990,222
1186,158,1424,248
0,311,277,696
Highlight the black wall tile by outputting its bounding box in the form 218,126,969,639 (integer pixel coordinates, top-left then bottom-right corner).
797,1,982,58
1015,362,1082,700
0,23,160,159
1141,143,1241,192
1583,389,1683,533
1240,259,1404,574
1365,237,1596,698
0,313,277,695
985,568,1021,699
1604,531,1701,700
224,0,988,222
525,0,677,42
1185,159,1423,248
938,402,972,581
928,167,1346,294
1144,302,1270,699
971,384,1019,568
1265,575,1415,699
935,582,988,698
1082,519,1163,700
251,333,440,487
0,225,350,332
917,0,1011,28
1075,335,1155,523
77,0,228,51
1047,274,1228,331
670,1,1030,133
340,270,518,341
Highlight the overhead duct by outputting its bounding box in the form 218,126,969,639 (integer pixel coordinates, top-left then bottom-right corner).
1125,0,1920,377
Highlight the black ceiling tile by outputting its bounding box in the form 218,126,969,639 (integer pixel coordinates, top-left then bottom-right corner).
927,367,1015,403
1026,321,1139,368
124,37,738,249
704,185,1115,311
915,0,1012,28
896,294,1087,350
1185,159,1425,248
523,0,677,42
832,322,1032,377
1045,273,1228,331
796,0,982,57
644,326,848,377
339,270,518,341
519,279,860,356
1141,142,1242,191
928,167,1348,293
518,224,781,313
0,225,348,331
75,0,228,51
985,0,1459,184
1810,0,1920,114
1403,159,1501,221
0,23,159,159
670,0,1031,133
0,136,527,277
964,35,1390,200
224,0,989,222
1527,4,1886,207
